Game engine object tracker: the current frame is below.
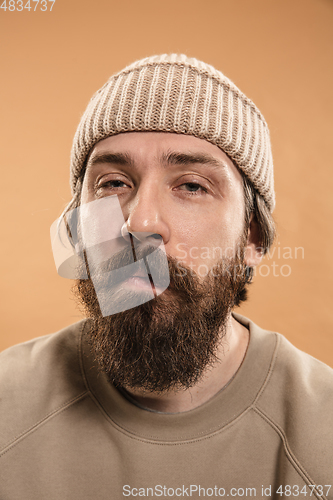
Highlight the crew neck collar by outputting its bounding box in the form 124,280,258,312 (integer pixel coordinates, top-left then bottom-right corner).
80,313,277,443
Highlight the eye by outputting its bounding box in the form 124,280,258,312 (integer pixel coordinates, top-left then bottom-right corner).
102,180,127,188
97,178,130,192
178,182,208,194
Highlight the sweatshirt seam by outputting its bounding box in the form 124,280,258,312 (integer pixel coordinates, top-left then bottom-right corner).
78,322,249,442
79,332,255,443
103,409,251,445
252,334,327,500
78,322,282,443
79,331,266,444
78,390,255,445
0,390,89,458
79,320,96,396
253,407,327,500
253,332,280,405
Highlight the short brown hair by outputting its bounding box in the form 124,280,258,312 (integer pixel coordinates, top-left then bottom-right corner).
243,175,276,255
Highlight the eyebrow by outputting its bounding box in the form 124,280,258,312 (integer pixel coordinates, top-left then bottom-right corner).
86,150,227,173
86,152,133,169
161,151,224,170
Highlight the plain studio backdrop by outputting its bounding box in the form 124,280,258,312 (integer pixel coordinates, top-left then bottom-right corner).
0,0,332,367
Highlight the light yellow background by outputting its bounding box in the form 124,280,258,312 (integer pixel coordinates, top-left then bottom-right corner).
0,0,332,366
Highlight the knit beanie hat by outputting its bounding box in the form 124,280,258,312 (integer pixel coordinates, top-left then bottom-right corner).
70,54,275,211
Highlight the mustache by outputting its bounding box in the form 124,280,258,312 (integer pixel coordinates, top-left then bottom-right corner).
83,238,171,288
82,237,208,296
80,235,249,305
100,239,163,272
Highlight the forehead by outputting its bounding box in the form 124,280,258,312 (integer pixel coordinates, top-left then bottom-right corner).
86,131,243,182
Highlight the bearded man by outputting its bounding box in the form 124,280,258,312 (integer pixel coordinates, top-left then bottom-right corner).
0,55,332,499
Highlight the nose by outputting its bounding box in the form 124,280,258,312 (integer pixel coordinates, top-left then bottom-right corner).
121,226,162,244
121,186,170,246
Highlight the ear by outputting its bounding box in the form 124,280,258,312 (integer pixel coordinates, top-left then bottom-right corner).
244,214,263,267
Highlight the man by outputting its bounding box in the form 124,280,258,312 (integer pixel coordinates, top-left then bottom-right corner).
0,55,332,499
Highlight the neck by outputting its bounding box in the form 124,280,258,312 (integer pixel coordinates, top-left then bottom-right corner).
122,314,249,413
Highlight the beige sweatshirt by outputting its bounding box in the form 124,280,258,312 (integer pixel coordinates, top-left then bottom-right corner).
0,313,332,499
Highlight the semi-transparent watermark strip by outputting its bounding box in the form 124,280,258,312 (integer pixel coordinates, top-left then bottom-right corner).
50,195,170,316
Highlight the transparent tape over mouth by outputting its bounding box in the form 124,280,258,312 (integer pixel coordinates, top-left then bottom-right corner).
50,195,170,316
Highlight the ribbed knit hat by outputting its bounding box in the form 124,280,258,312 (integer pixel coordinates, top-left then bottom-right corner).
71,54,275,211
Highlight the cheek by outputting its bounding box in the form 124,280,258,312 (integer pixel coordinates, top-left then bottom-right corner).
170,206,244,270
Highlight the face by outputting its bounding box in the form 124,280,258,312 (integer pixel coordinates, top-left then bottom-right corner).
81,131,258,275
75,132,261,392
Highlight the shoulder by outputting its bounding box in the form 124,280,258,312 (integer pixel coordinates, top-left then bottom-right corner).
234,313,333,401
0,320,89,454
257,325,333,411
235,313,333,485
273,331,333,398
263,332,333,484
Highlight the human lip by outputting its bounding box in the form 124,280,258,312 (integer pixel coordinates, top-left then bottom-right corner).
122,273,165,295
124,275,153,291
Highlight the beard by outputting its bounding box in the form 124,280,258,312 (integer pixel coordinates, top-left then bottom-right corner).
72,237,251,394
